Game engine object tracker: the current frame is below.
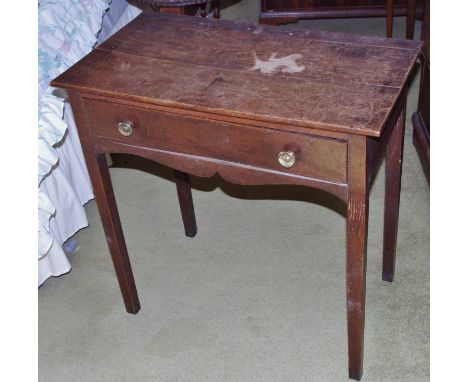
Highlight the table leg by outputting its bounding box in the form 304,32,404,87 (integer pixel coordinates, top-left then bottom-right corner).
212,0,220,19
346,136,369,381
67,92,140,314
406,0,417,39
174,170,197,238
386,0,393,37
91,154,141,313
382,104,406,282
200,2,207,17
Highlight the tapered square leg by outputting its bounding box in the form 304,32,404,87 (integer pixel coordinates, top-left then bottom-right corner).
174,170,197,238
382,104,406,282
91,154,141,313
200,2,207,17
212,0,220,19
347,136,369,381
386,0,394,37
406,0,417,39
68,92,140,314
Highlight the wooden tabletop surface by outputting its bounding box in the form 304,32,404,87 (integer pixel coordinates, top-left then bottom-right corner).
51,12,421,137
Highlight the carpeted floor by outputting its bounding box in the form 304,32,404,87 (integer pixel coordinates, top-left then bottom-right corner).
39,1,429,381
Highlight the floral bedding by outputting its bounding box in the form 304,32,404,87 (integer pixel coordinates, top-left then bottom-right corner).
38,0,111,257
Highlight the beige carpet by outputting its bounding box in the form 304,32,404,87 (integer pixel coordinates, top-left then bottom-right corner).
39,1,429,381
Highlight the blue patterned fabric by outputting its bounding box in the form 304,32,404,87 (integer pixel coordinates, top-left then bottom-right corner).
38,0,111,256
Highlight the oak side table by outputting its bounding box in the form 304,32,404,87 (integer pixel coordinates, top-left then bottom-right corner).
51,13,421,380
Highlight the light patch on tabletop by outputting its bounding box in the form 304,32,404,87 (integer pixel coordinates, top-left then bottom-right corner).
119,61,130,71
249,52,305,74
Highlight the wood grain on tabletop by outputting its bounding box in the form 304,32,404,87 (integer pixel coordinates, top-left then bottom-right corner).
52,12,421,137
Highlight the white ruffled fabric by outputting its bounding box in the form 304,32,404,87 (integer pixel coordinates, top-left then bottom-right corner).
38,0,142,286
38,0,111,283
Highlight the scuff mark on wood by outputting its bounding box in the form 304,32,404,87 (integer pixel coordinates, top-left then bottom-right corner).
203,73,225,91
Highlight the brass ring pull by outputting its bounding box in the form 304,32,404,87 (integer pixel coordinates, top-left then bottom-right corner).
278,151,296,168
117,121,133,137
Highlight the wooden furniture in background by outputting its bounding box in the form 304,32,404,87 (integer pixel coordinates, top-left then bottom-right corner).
132,0,220,17
412,0,429,183
52,13,421,380
260,0,423,26
387,0,429,183
386,0,393,37
406,0,417,38
386,0,418,37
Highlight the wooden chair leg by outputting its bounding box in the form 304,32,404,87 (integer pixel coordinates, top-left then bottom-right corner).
174,170,197,238
346,136,369,381
212,0,220,19
200,2,207,17
382,102,406,282
386,0,393,38
406,0,417,39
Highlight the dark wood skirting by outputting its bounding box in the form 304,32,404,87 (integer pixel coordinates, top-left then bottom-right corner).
260,4,423,25
412,111,429,184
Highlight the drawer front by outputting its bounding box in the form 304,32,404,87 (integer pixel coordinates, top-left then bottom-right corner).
83,99,347,183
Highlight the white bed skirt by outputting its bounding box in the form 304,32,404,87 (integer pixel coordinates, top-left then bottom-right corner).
38,102,93,285
39,3,142,286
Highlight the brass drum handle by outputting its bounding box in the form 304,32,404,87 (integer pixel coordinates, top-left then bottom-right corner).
117,121,133,137
278,151,296,168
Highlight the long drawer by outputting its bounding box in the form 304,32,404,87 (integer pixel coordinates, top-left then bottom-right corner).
82,99,348,184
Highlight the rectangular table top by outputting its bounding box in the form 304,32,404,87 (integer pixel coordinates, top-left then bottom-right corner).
51,12,421,137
